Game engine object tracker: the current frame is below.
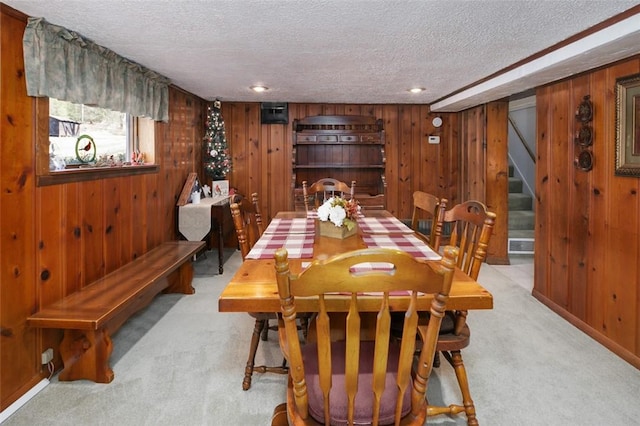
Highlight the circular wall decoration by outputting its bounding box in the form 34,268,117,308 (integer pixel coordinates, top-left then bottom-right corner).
575,150,593,171
432,116,443,128
575,125,593,147
575,95,593,123
75,134,96,163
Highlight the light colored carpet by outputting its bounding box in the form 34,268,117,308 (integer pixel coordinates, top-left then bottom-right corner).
4,253,640,425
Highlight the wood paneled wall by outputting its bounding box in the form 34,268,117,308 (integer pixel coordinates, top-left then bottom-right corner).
1,6,39,408
459,102,510,264
535,56,640,368
222,101,509,263
222,103,460,221
0,5,206,409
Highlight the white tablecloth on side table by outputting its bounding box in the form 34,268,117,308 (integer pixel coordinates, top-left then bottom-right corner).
178,196,229,241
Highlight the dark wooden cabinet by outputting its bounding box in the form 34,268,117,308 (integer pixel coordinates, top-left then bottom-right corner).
292,115,386,210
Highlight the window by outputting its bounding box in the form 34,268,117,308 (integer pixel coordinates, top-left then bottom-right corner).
37,98,157,186
27,18,165,186
49,98,131,169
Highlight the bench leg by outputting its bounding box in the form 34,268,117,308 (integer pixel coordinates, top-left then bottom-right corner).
59,328,114,383
164,261,196,295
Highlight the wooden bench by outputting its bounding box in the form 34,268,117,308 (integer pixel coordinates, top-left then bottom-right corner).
27,240,205,383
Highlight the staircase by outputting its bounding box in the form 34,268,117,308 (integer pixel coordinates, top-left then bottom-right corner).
508,165,535,254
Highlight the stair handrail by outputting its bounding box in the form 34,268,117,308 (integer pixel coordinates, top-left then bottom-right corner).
508,115,535,164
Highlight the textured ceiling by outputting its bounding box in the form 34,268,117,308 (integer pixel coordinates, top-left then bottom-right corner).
4,0,640,111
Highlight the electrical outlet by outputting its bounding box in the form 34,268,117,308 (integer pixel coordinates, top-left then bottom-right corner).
41,348,53,365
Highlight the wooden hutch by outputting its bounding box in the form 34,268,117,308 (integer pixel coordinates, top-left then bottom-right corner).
292,115,386,210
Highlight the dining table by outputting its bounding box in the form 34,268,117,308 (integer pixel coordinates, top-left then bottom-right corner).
218,209,493,314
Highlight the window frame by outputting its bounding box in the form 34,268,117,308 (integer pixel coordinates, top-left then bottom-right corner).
36,97,159,187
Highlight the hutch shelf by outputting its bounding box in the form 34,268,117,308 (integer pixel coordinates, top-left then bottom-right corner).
292,115,386,210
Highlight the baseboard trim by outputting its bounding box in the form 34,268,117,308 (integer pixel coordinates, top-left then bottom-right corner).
532,289,640,370
0,378,49,423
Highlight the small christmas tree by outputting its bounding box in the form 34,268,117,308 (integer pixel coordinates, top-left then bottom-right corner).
203,100,231,179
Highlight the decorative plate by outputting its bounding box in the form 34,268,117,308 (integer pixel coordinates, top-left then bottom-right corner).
575,95,593,122
575,125,593,146
575,150,593,171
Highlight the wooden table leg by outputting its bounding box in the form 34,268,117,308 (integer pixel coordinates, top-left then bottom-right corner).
218,222,224,274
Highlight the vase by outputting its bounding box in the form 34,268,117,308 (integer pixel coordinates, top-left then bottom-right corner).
318,220,358,239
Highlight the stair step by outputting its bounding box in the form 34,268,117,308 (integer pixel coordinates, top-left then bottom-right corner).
509,210,535,230
508,164,534,253
509,192,533,211
508,238,535,254
509,177,523,193
509,229,534,239
508,230,535,254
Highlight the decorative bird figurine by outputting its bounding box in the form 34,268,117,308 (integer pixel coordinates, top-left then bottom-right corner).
81,141,92,151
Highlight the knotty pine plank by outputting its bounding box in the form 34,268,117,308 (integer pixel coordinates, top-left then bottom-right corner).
485,100,509,263
586,67,609,332
548,80,571,309
130,175,146,259
534,85,551,297
382,106,400,216
81,179,106,286
567,74,591,321
104,177,122,274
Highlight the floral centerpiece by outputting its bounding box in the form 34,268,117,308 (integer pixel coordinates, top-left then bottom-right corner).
316,196,360,239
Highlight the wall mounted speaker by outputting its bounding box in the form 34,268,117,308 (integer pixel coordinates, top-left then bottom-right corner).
261,102,288,124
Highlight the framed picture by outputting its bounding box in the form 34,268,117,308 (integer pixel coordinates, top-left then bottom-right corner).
615,73,640,176
212,180,229,196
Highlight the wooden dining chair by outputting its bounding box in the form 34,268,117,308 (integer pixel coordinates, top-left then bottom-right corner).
230,193,288,390
230,193,264,259
410,191,447,249
302,178,356,211
271,245,459,426
426,200,496,425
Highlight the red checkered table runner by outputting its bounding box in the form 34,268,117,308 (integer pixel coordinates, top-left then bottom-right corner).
246,233,315,259
264,218,314,234
362,234,441,261
357,216,413,234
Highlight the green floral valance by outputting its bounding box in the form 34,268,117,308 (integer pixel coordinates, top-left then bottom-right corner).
23,17,170,122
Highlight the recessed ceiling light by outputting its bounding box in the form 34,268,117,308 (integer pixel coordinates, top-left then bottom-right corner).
251,85,268,93
408,87,425,94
